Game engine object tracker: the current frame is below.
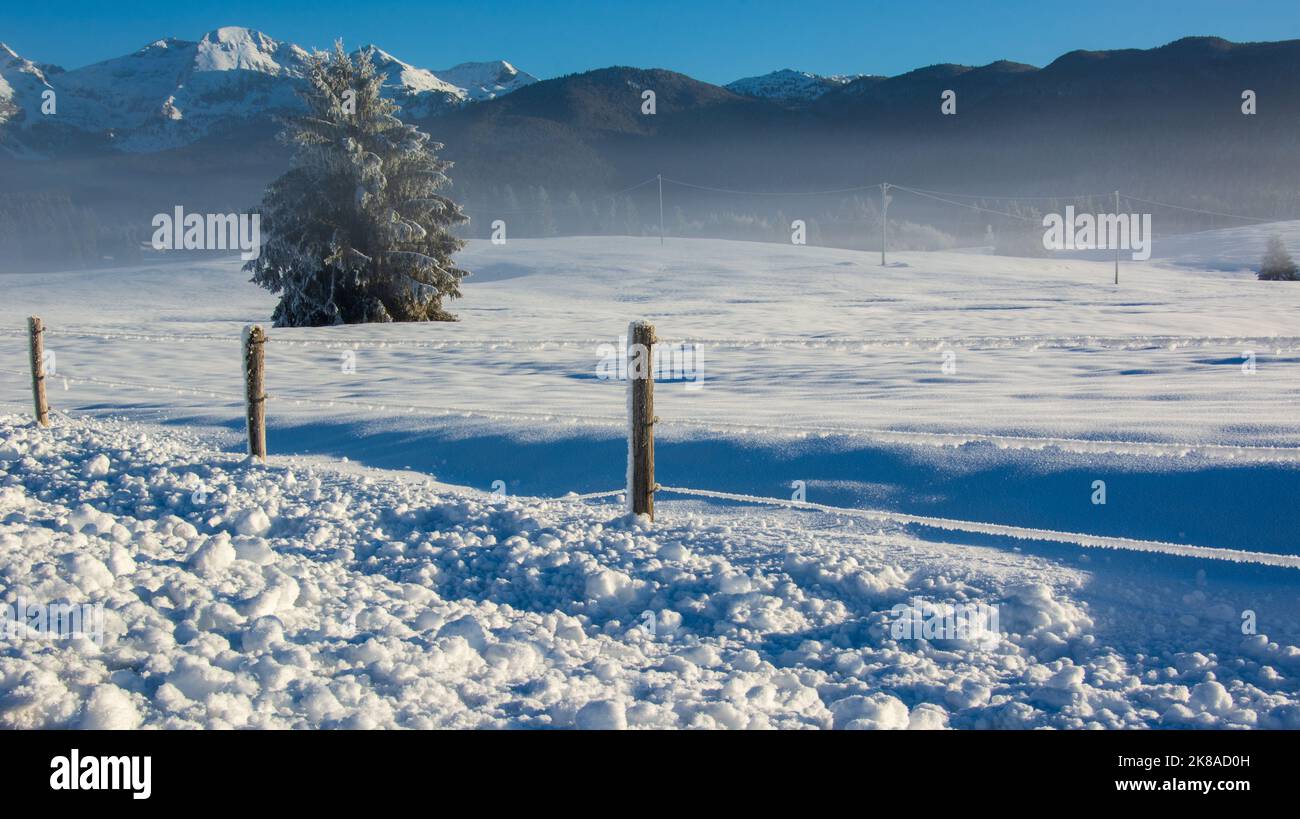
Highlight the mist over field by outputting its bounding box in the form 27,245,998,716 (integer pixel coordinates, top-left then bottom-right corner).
4,30,1300,270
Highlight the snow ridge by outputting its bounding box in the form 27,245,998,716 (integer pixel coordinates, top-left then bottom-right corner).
0,41,55,128
726,68,865,100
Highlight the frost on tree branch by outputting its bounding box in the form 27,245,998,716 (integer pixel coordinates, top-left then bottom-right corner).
244,42,470,326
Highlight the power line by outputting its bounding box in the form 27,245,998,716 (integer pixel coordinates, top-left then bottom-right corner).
459,175,660,216
889,184,1040,222
454,170,1300,228
1122,194,1294,223
660,177,884,197
896,185,1112,202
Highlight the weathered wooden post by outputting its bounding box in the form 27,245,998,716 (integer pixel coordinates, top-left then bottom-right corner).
242,325,267,461
27,316,50,427
627,320,656,520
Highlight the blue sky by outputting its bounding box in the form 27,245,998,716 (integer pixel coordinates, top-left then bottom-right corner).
5,0,1300,82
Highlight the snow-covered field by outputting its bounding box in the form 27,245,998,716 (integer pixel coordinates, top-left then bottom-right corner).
1,230,1298,728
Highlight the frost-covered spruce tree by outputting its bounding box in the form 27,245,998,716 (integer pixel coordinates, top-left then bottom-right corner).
246,43,470,325
1257,235,1299,281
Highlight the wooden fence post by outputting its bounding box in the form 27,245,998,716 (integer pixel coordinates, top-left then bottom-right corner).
27,316,50,427
628,320,656,520
243,325,267,461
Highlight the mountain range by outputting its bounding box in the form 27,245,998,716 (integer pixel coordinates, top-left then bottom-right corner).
3,28,1300,270
0,27,873,155
0,26,537,152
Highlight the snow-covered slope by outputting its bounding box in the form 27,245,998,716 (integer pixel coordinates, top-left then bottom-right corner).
726,68,865,100
3,230,1300,444
3,410,1299,729
360,46,465,118
0,42,55,126
431,60,537,101
3,233,1300,729
47,28,311,151
0,27,534,152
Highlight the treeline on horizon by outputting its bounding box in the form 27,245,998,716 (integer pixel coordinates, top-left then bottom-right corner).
2,174,1296,273
0,193,146,274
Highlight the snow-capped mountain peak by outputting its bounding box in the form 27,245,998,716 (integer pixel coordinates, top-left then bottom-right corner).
192,26,305,74
33,28,310,151
432,59,538,101
359,45,464,97
0,42,55,128
726,68,865,100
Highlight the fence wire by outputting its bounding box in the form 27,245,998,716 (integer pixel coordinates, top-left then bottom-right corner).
656,486,1300,569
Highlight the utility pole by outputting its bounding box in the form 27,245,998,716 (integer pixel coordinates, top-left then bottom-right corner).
880,182,890,266
1114,190,1120,285
657,174,665,246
